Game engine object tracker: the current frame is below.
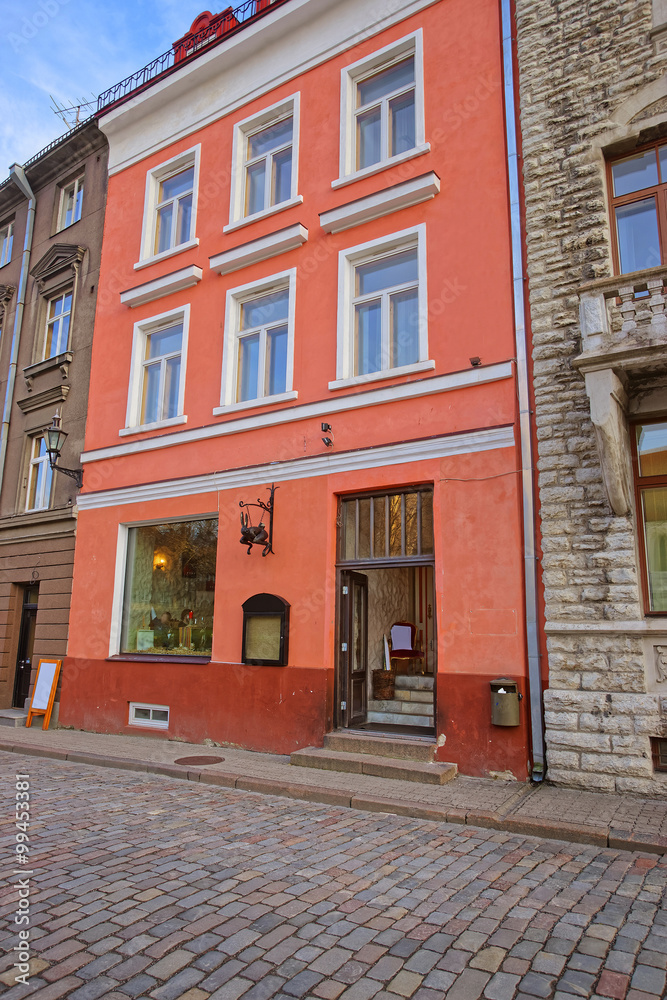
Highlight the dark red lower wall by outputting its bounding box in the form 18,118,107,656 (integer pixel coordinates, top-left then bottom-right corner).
60,659,530,779
435,672,529,780
59,658,332,755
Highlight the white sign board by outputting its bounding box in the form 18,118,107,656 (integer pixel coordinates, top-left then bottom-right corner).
30,660,59,711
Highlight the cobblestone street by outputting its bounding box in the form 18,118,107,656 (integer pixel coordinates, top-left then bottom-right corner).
1,754,666,1000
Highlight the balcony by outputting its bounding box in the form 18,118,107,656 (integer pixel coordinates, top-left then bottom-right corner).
97,0,287,115
575,264,667,376
574,265,667,518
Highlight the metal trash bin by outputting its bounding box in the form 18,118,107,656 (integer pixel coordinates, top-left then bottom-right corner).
490,677,520,726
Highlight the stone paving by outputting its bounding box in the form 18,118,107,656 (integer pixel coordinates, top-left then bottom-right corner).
1,729,667,853
1,753,666,1000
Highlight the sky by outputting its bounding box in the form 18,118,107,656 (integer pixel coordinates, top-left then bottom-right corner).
0,0,217,173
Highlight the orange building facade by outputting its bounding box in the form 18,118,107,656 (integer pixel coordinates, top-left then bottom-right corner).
60,0,542,779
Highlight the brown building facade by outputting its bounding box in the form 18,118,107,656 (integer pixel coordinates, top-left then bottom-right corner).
0,121,107,718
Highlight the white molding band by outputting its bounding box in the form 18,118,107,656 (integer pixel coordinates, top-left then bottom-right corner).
320,172,440,234
545,620,667,634
77,424,516,511
209,224,308,275
81,361,513,463
120,265,203,307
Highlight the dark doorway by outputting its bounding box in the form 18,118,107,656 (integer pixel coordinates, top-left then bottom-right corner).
12,585,38,708
339,571,368,728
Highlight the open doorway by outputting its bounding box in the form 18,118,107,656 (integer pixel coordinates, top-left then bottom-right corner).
13,584,38,709
337,487,435,734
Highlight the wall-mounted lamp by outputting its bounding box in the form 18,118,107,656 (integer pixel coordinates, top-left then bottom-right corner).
153,552,167,572
239,484,277,556
321,422,334,448
44,412,83,489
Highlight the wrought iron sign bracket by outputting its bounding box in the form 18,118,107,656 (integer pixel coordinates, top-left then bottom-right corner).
239,483,277,556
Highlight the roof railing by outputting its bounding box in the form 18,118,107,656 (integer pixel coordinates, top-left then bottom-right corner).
97,0,287,115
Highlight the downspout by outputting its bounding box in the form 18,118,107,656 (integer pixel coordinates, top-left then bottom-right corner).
0,164,36,496
500,0,545,780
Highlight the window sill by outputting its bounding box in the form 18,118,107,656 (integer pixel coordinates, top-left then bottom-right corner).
332,145,431,190
23,351,73,381
55,218,81,235
108,653,211,664
329,360,435,390
212,390,298,416
223,196,304,235
119,414,187,437
134,238,200,271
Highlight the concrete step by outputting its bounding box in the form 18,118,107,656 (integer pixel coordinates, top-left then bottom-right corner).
368,699,434,717
324,731,437,762
394,675,434,691
0,709,27,727
367,710,433,727
291,747,457,785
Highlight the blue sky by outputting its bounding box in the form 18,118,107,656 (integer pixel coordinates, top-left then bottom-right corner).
1,0,215,173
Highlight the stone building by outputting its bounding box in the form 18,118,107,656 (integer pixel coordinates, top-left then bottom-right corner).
0,120,107,721
516,0,667,791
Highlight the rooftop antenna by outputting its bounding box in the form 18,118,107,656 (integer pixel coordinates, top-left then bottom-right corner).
50,94,96,130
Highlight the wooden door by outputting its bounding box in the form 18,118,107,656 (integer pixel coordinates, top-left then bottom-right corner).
340,571,368,728
13,597,37,708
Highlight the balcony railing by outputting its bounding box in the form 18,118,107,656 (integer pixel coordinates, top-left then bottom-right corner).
97,0,288,115
577,265,667,359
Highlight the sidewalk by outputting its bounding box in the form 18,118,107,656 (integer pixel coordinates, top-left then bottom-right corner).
1,724,666,854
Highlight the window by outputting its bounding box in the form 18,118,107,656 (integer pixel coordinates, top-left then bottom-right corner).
129,703,170,729
218,270,297,412
138,148,199,265
609,143,667,274
120,518,217,657
58,175,84,230
633,420,667,613
44,290,72,359
333,225,430,387
337,32,427,185
25,436,53,512
227,95,301,230
0,221,13,267
339,487,433,562
125,307,189,432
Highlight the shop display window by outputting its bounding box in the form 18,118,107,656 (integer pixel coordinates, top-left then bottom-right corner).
120,517,217,656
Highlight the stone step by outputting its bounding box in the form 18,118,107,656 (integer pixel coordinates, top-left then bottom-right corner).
395,688,433,703
394,675,434,691
0,709,28,727
366,710,433,727
324,731,437,762
368,699,434,717
291,747,457,785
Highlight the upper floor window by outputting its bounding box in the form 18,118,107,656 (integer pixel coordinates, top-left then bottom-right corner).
58,175,84,230
138,149,199,266
26,435,53,512
124,306,189,432
0,221,13,267
609,143,667,275
336,32,427,187
332,225,431,388
217,269,297,413
44,290,72,359
226,95,301,231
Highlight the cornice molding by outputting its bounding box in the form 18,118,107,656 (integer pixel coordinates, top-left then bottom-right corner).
30,244,85,288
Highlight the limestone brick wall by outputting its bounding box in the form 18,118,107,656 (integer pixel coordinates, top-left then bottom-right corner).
515,0,667,792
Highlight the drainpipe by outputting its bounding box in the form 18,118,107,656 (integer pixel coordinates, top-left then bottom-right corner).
0,164,36,497
500,0,545,780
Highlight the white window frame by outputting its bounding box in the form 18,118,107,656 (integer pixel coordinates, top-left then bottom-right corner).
43,288,73,360
136,147,200,269
331,223,432,390
225,94,302,233
129,702,170,729
123,304,189,435
25,434,54,512
57,174,84,230
335,31,428,189
216,268,298,414
0,220,13,267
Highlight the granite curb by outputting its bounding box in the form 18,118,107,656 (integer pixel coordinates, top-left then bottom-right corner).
1,736,665,854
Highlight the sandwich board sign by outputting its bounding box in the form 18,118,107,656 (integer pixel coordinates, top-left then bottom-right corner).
26,659,61,730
